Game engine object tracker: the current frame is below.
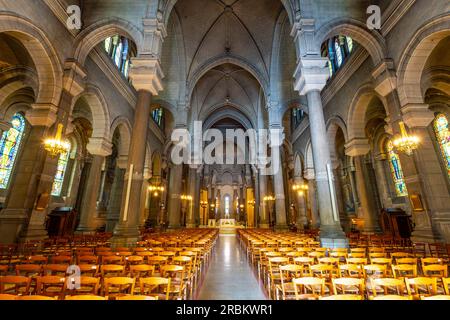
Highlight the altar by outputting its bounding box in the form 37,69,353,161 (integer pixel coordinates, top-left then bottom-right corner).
218,219,243,235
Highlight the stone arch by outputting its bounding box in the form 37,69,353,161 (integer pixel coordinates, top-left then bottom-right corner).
201,104,254,130
110,116,132,158
0,67,38,109
187,56,269,103
315,18,387,66
0,12,63,106
397,13,450,107
293,153,303,178
304,140,314,176
73,17,143,66
347,83,387,141
152,152,163,177
72,84,111,142
327,115,348,163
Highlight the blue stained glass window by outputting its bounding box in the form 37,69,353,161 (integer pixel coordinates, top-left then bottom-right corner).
0,113,26,189
104,35,135,80
51,143,71,196
433,114,450,179
335,39,343,67
387,140,408,197
152,108,165,129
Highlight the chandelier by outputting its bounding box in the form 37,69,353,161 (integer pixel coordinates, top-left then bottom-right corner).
392,121,420,156
292,183,308,196
43,124,70,157
149,185,164,197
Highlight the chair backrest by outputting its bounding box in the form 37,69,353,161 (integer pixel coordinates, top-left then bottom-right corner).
101,264,125,277
372,295,412,300
18,295,57,300
36,276,66,297
116,295,158,300
0,294,18,300
129,265,155,278
443,277,450,295
78,255,99,264
332,278,365,296
0,276,31,295
319,294,362,300
15,264,42,277
405,277,438,297
370,278,405,297
65,295,106,300
338,264,363,278
292,277,326,300
346,258,368,265
43,264,69,276
363,264,387,278
139,277,171,300
422,265,448,278
391,264,418,278
421,295,450,300
104,277,136,297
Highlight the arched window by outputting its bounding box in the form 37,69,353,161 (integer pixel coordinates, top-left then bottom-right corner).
51,143,71,197
321,35,355,78
291,107,305,130
103,35,136,79
433,113,450,179
152,108,165,130
386,140,408,197
0,113,26,189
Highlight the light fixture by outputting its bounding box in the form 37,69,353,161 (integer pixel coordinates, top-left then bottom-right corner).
292,183,308,192
43,123,70,157
263,195,275,202
149,185,164,197
392,121,420,156
181,195,193,201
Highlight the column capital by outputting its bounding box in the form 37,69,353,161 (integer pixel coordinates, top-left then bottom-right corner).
345,138,370,157
63,59,87,97
304,168,315,180
128,57,164,95
372,59,397,97
401,103,435,128
116,155,128,169
25,104,58,127
86,137,113,157
293,57,330,95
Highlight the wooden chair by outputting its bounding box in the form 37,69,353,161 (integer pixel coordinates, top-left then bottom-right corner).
392,264,418,279
116,295,158,300
18,295,57,300
267,257,289,299
372,295,412,300
52,256,72,265
78,255,99,265
139,277,171,300
147,256,169,274
292,277,326,300
421,295,450,300
43,264,69,276
26,255,48,265
102,255,123,265
65,276,100,296
369,278,406,298
15,264,42,277
104,277,136,299
422,265,448,278
405,277,438,299
78,264,99,276
0,276,31,295
363,264,387,279
346,258,368,266
129,265,155,279
65,295,106,300
332,278,365,298
443,277,450,295
293,257,315,276
338,264,363,278
277,265,303,300
0,294,18,300
319,294,362,300
160,265,186,300
101,265,125,278
36,276,66,298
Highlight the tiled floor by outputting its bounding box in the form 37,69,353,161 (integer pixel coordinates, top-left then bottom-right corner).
196,234,267,300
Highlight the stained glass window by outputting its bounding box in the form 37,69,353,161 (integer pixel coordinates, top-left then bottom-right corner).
321,36,356,78
433,113,450,179
0,113,26,189
51,144,71,197
152,108,165,129
225,196,230,216
103,35,136,79
386,140,408,197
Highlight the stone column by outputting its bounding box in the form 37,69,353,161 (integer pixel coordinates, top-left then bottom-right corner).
306,90,346,243
139,166,152,227
352,154,380,233
258,173,269,228
106,165,126,232
112,90,152,244
186,167,197,228
294,176,308,230
76,154,105,233
373,153,392,209
167,164,183,228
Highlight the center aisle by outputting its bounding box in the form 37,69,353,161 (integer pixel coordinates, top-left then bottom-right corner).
196,234,267,300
